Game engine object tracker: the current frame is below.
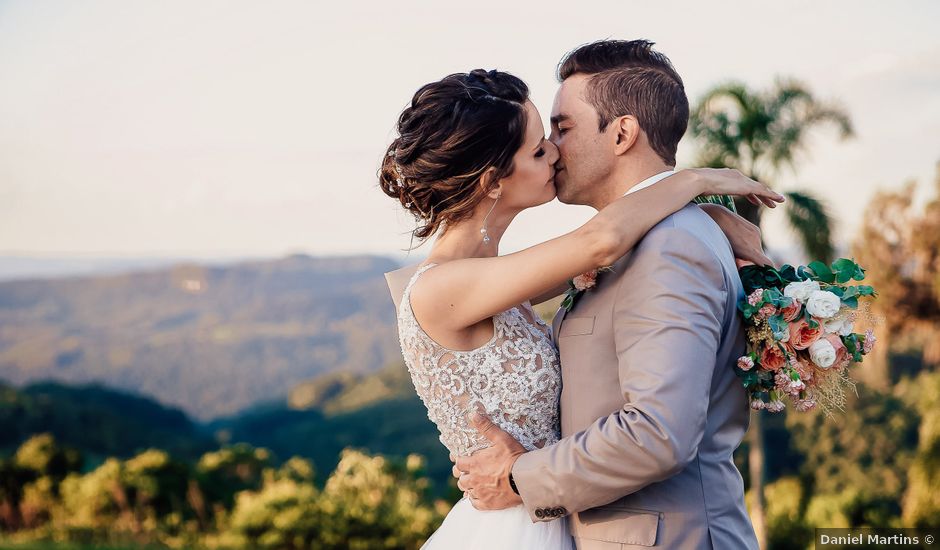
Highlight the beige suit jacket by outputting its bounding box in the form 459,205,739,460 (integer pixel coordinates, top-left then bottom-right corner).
511,204,758,549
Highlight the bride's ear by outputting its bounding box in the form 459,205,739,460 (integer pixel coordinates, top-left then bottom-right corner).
612,115,640,156
479,168,502,199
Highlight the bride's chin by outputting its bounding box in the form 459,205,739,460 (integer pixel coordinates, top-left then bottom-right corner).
536,191,557,206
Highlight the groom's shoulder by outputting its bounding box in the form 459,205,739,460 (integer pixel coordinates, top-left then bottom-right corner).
645,203,724,249
619,203,733,273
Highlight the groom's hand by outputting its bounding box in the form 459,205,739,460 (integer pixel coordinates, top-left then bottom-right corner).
454,412,526,510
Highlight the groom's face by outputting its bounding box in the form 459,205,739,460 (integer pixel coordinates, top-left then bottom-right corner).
549,73,613,207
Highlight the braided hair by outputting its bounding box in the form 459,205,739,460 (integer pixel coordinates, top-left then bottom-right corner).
379,69,529,243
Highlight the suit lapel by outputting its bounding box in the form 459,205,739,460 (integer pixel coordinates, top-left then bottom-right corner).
551,304,567,347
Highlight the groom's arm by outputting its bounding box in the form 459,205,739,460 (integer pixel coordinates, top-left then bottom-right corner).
511,224,726,522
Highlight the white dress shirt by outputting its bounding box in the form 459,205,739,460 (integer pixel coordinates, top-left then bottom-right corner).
623,169,676,197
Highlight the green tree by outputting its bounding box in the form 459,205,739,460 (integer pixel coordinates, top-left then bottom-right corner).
220,457,321,549
315,449,444,550
690,78,853,547
901,371,940,527
194,442,272,527
853,163,940,375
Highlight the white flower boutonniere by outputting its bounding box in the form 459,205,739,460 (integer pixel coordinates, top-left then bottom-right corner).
560,266,613,312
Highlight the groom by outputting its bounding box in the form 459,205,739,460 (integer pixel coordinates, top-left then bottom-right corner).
454,40,759,549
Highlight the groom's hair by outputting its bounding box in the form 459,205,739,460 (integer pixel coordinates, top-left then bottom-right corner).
558,39,688,166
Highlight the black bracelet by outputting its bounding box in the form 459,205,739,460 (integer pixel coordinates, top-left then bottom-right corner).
508,472,519,495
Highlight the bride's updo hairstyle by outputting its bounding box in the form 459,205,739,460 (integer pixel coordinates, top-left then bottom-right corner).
379,69,530,241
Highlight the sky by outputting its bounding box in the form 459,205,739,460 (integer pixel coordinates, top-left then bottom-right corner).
1,0,938,263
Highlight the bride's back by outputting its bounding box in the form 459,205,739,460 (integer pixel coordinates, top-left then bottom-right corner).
388,262,563,457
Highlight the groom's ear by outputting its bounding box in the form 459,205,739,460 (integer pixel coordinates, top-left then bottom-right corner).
612,115,640,156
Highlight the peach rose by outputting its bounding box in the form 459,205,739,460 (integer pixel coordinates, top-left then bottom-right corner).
789,319,822,350
760,344,787,372
780,301,802,322
572,269,598,291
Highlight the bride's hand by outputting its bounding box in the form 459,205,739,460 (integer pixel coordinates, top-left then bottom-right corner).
687,168,785,209
699,203,775,267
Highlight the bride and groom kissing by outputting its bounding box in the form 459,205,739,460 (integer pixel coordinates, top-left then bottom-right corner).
383,39,782,549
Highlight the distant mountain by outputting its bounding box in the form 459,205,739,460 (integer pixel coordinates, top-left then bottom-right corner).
0,254,403,420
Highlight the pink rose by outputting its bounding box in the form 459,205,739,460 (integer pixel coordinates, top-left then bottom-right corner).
794,358,815,383
823,333,849,367
780,301,802,322
760,345,787,372
737,356,755,371
757,304,778,319
774,371,790,391
789,319,822,350
572,269,598,291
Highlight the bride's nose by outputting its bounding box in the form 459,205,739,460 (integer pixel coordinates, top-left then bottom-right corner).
545,140,560,164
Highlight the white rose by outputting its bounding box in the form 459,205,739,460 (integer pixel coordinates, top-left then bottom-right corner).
809,338,837,369
783,280,820,303
823,311,855,336
806,290,841,319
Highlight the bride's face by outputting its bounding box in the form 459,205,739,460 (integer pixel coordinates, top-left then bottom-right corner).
494,100,559,210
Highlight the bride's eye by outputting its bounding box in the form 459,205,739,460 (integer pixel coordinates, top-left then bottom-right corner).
535,148,545,158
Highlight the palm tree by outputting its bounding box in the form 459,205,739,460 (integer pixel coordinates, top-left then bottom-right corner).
691,78,853,262
689,78,853,548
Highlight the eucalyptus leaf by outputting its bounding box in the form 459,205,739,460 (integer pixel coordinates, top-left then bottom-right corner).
807,261,835,283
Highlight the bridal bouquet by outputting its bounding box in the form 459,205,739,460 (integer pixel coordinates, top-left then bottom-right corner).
735,258,878,414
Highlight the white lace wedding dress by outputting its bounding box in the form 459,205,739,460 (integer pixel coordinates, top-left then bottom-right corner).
397,263,575,550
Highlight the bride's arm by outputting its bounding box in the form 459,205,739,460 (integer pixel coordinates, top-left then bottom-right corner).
530,283,570,306
411,169,783,332
698,203,775,267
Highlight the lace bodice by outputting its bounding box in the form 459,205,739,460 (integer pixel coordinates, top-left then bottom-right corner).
397,263,562,456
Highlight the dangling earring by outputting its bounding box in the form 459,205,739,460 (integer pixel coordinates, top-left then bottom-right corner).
480,193,500,245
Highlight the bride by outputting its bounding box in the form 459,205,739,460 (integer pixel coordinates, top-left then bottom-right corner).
379,69,781,549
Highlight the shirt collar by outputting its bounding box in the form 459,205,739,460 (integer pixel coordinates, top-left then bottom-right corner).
622,169,676,197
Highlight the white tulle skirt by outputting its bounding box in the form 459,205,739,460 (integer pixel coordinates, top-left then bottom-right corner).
422,496,575,550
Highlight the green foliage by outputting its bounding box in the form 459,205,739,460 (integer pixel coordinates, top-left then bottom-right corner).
901,372,940,527
692,194,738,212
763,477,813,550
2,435,444,549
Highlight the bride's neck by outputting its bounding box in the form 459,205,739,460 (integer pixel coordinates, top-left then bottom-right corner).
428,209,516,261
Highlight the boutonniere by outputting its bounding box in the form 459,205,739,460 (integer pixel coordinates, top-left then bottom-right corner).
560,266,613,312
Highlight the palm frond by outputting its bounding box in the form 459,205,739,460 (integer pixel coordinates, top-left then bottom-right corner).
783,190,835,263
